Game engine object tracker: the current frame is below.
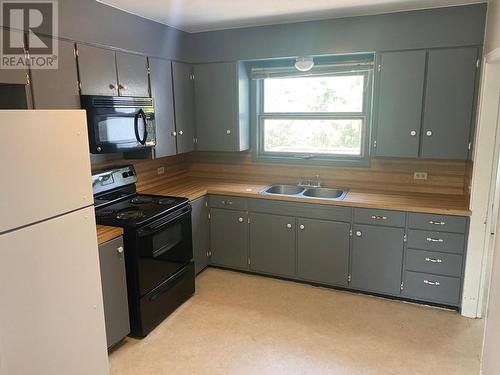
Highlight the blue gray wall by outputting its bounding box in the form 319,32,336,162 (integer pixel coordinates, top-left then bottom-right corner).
187,4,487,63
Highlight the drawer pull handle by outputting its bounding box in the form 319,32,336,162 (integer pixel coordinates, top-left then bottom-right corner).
426,237,444,243
425,257,442,263
221,200,233,205
429,220,445,226
238,217,244,223
423,279,440,286
371,215,388,220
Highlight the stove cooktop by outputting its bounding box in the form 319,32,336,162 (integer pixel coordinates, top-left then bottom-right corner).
94,194,189,227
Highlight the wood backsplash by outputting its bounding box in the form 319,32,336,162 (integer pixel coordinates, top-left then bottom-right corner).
188,152,472,196
91,151,471,196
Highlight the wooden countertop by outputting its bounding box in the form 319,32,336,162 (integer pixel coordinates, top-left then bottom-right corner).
96,225,123,245
140,177,471,217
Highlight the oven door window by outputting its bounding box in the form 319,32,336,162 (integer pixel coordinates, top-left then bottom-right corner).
137,212,192,296
96,116,142,149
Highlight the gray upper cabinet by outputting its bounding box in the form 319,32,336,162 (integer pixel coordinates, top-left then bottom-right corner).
30,38,80,109
115,52,149,97
351,224,405,295
210,208,248,269
98,237,130,349
192,196,210,274
149,58,176,158
172,62,196,154
249,213,296,277
375,50,426,158
421,48,478,160
297,218,350,286
77,44,119,96
194,62,249,152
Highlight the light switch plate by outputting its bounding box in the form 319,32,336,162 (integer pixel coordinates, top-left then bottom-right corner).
157,166,165,175
413,172,428,180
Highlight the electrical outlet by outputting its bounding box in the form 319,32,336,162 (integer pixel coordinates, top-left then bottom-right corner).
413,172,428,180
157,166,165,176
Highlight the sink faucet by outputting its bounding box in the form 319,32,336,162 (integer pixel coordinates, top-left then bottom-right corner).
298,175,322,188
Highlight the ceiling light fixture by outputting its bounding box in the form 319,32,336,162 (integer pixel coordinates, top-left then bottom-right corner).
295,57,314,72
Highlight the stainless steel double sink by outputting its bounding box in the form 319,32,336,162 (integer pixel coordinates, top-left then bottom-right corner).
260,184,348,201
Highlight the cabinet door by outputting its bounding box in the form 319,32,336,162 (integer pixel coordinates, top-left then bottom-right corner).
210,208,248,269
421,48,478,160
351,224,404,295
194,62,237,151
297,218,350,286
249,213,295,277
191,196,210,274
31,38,79,109
98,236,130,348
375,51,426,158
77,44,118,96
172,62,196,154
149,58,176,158
115,51,149,97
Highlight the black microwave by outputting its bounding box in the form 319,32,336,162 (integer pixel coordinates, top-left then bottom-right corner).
81,95,156,154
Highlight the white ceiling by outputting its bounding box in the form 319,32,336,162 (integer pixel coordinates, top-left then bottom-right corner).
97,0,486,33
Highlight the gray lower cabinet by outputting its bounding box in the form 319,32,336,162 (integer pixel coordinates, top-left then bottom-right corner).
149,58,177,158
249,213,295,277
194,62,249,152
297,218,350,286
421,48,478,160
351,224,405,295
172,62,196,154
210,208,248,269
115,52,149,97
192,196,210,274
77,44,119,96
375,50,426,158
30,38,80,109
98,236,130,349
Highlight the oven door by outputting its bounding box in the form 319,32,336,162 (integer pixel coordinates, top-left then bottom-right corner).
135,206,193,297
89,110,155,153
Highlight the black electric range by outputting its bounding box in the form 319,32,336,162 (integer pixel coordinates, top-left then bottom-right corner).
93,165,195,338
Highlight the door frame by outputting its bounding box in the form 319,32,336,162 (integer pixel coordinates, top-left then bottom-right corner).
462,47,500,318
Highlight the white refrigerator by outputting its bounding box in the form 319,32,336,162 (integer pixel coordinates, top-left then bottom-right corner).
0,111,109,375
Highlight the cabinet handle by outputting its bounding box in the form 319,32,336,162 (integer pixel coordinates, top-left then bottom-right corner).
371,215,387,221
426,130,433,137
238,217,244,223
423,279,440,286
410,130,417,136
426,237,444,243
118,83,127,90
299,224,305,230
355,231,362,237
171,131,177,136
109,83,117,90
286,223,292,229
226,129,231,135
179,130,183,135
117,246,124,254
429,220,445,226
221,200,233,205
425,257,442,263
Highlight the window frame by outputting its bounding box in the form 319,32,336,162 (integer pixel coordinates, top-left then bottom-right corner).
252,67,373,167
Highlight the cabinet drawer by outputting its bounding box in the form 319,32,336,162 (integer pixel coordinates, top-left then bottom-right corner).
403,271,461,306
408,213,467,233
209,195,247,210
353,208,406,227
407,229,465,254
405,249,463,277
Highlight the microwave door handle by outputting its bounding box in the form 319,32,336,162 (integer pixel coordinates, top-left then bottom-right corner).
140,110,148,145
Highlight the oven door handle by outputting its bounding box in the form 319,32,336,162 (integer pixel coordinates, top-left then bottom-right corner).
134,109,148,145
137,207,191,237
